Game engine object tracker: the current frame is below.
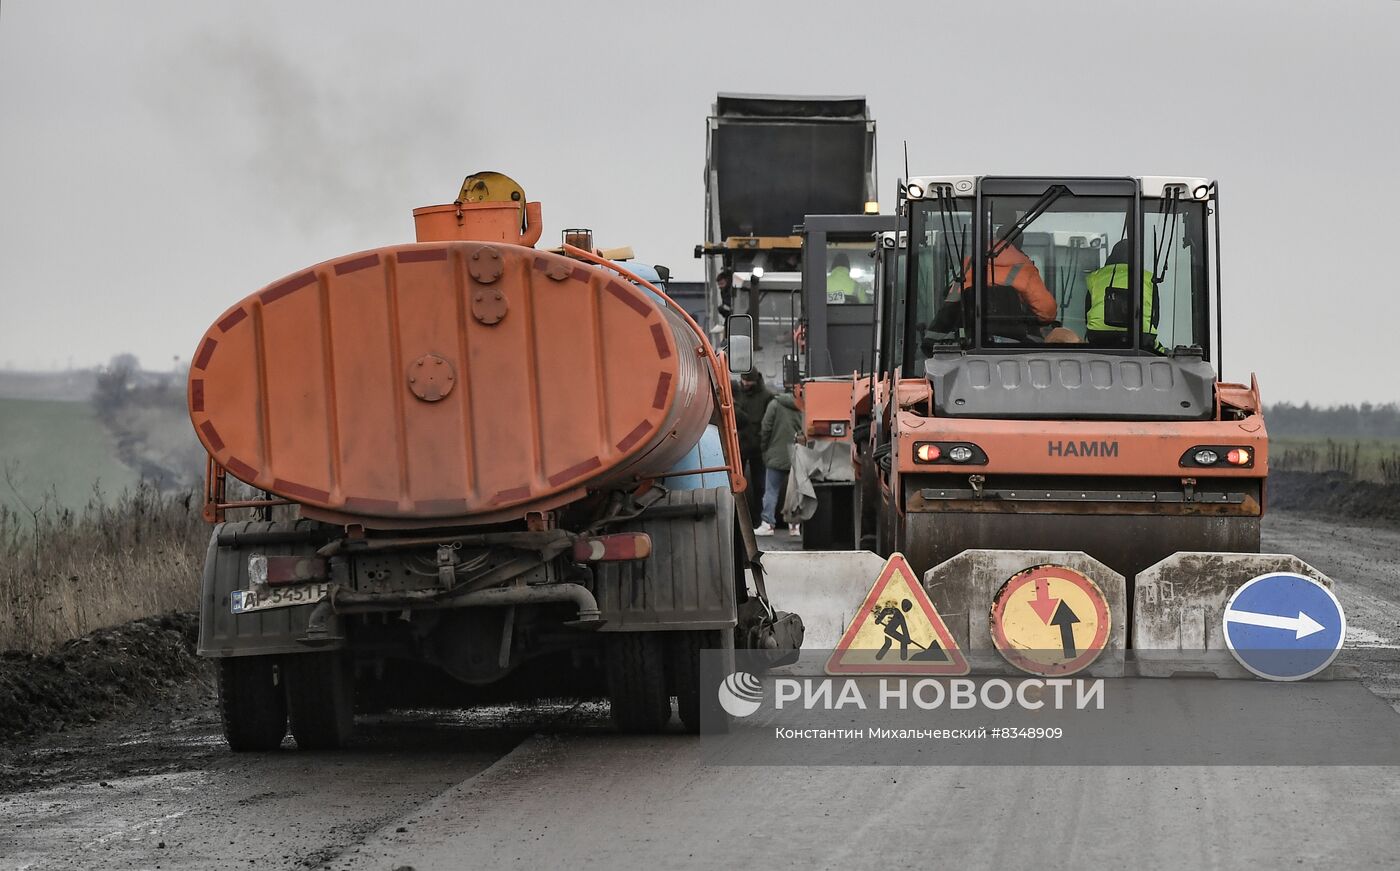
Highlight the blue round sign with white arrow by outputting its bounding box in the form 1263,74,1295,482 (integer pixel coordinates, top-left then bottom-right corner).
1222,572,1346,681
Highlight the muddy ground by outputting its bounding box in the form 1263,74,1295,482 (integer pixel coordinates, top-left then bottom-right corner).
0,701,603,869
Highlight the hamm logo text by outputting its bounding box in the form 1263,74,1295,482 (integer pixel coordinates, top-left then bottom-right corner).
1048,440,1119,458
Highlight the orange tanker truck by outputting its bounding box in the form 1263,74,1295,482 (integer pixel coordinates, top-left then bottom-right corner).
190,172,801,750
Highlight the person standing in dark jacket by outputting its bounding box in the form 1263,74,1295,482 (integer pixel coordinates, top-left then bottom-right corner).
732,370,773,528
716,268,736,317
758,387,803,536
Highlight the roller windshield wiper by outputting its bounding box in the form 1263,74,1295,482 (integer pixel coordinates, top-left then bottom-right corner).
1151,186,1181,285
989,185,1068,259
934,186,968,288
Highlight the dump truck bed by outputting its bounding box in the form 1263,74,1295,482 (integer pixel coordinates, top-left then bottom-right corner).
710,94,876,240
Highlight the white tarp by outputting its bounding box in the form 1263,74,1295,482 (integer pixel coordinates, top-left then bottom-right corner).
783,439,854,523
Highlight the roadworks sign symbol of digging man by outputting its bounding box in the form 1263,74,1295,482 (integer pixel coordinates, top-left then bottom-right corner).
826,554,969,675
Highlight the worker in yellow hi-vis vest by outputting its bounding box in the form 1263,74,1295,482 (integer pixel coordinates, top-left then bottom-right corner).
826,252,868,304
1085,240,1160,350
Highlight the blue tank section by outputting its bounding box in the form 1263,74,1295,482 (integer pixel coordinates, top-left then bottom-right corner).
663,424,727,490
623,262,729,491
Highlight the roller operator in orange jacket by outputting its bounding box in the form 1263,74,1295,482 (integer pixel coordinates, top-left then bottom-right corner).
928,206,1057,339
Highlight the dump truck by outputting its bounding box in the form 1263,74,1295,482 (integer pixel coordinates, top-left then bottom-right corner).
693,94,879,543
189,172,801,750
766,173,1336,668
695,93,878,382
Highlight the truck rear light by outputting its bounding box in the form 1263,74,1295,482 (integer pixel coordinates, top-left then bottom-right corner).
947,446,974,463
915,443,941,463
1227,448,1251,465
1194,449,1219,466
809,421,850,438
572,533,652,563
250,555,329,587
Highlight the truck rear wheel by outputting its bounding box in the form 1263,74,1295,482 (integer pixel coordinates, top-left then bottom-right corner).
284,652,355,750
672,630,730,734
606,633,671,733
217,656,288,752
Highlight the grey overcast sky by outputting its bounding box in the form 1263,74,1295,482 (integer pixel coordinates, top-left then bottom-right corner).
1,0,1396,403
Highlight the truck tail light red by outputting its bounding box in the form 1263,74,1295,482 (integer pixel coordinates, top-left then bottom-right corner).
572,533,652,563
249,555,329,587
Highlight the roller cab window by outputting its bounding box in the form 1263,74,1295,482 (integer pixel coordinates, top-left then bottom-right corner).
909,182,1209,362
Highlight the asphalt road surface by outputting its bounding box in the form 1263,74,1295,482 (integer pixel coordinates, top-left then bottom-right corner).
3,509,1399,870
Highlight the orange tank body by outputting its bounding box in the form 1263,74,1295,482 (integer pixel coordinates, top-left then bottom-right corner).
188,202,714,529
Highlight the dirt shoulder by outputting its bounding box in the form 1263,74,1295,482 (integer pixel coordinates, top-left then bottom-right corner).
1269,470,1400,527
0,612,205,744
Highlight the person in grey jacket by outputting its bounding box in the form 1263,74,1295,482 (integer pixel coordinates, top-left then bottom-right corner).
757,388,803,535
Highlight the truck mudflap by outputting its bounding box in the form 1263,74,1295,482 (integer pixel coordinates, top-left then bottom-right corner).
593,486,739,631
1132,551,1346,678
198,520,339,658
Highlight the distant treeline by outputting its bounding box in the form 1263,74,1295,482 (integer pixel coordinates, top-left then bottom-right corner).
1265,402,1400,439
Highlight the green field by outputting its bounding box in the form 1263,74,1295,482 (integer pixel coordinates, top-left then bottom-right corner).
0,398,141,514
1271,435,1400,482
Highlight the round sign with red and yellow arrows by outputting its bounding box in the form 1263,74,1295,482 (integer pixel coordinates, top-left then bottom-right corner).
989,564,1111,676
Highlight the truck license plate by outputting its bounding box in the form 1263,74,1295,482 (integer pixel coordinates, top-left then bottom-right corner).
230,582,331,614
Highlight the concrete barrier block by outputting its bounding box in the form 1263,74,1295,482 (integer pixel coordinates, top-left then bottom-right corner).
760,550,888,650
1132,552,1335,678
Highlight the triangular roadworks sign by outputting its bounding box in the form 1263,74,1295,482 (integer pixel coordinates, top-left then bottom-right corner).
825,553,969,675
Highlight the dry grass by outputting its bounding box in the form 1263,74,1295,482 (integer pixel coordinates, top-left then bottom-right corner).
0,480,209,652
1272,436,1400,483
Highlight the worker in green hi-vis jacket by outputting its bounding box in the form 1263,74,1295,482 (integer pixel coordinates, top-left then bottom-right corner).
1085,239,1160,350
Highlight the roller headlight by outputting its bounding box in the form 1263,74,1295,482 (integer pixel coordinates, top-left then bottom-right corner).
1181,445,1254,469
912,442,986,466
